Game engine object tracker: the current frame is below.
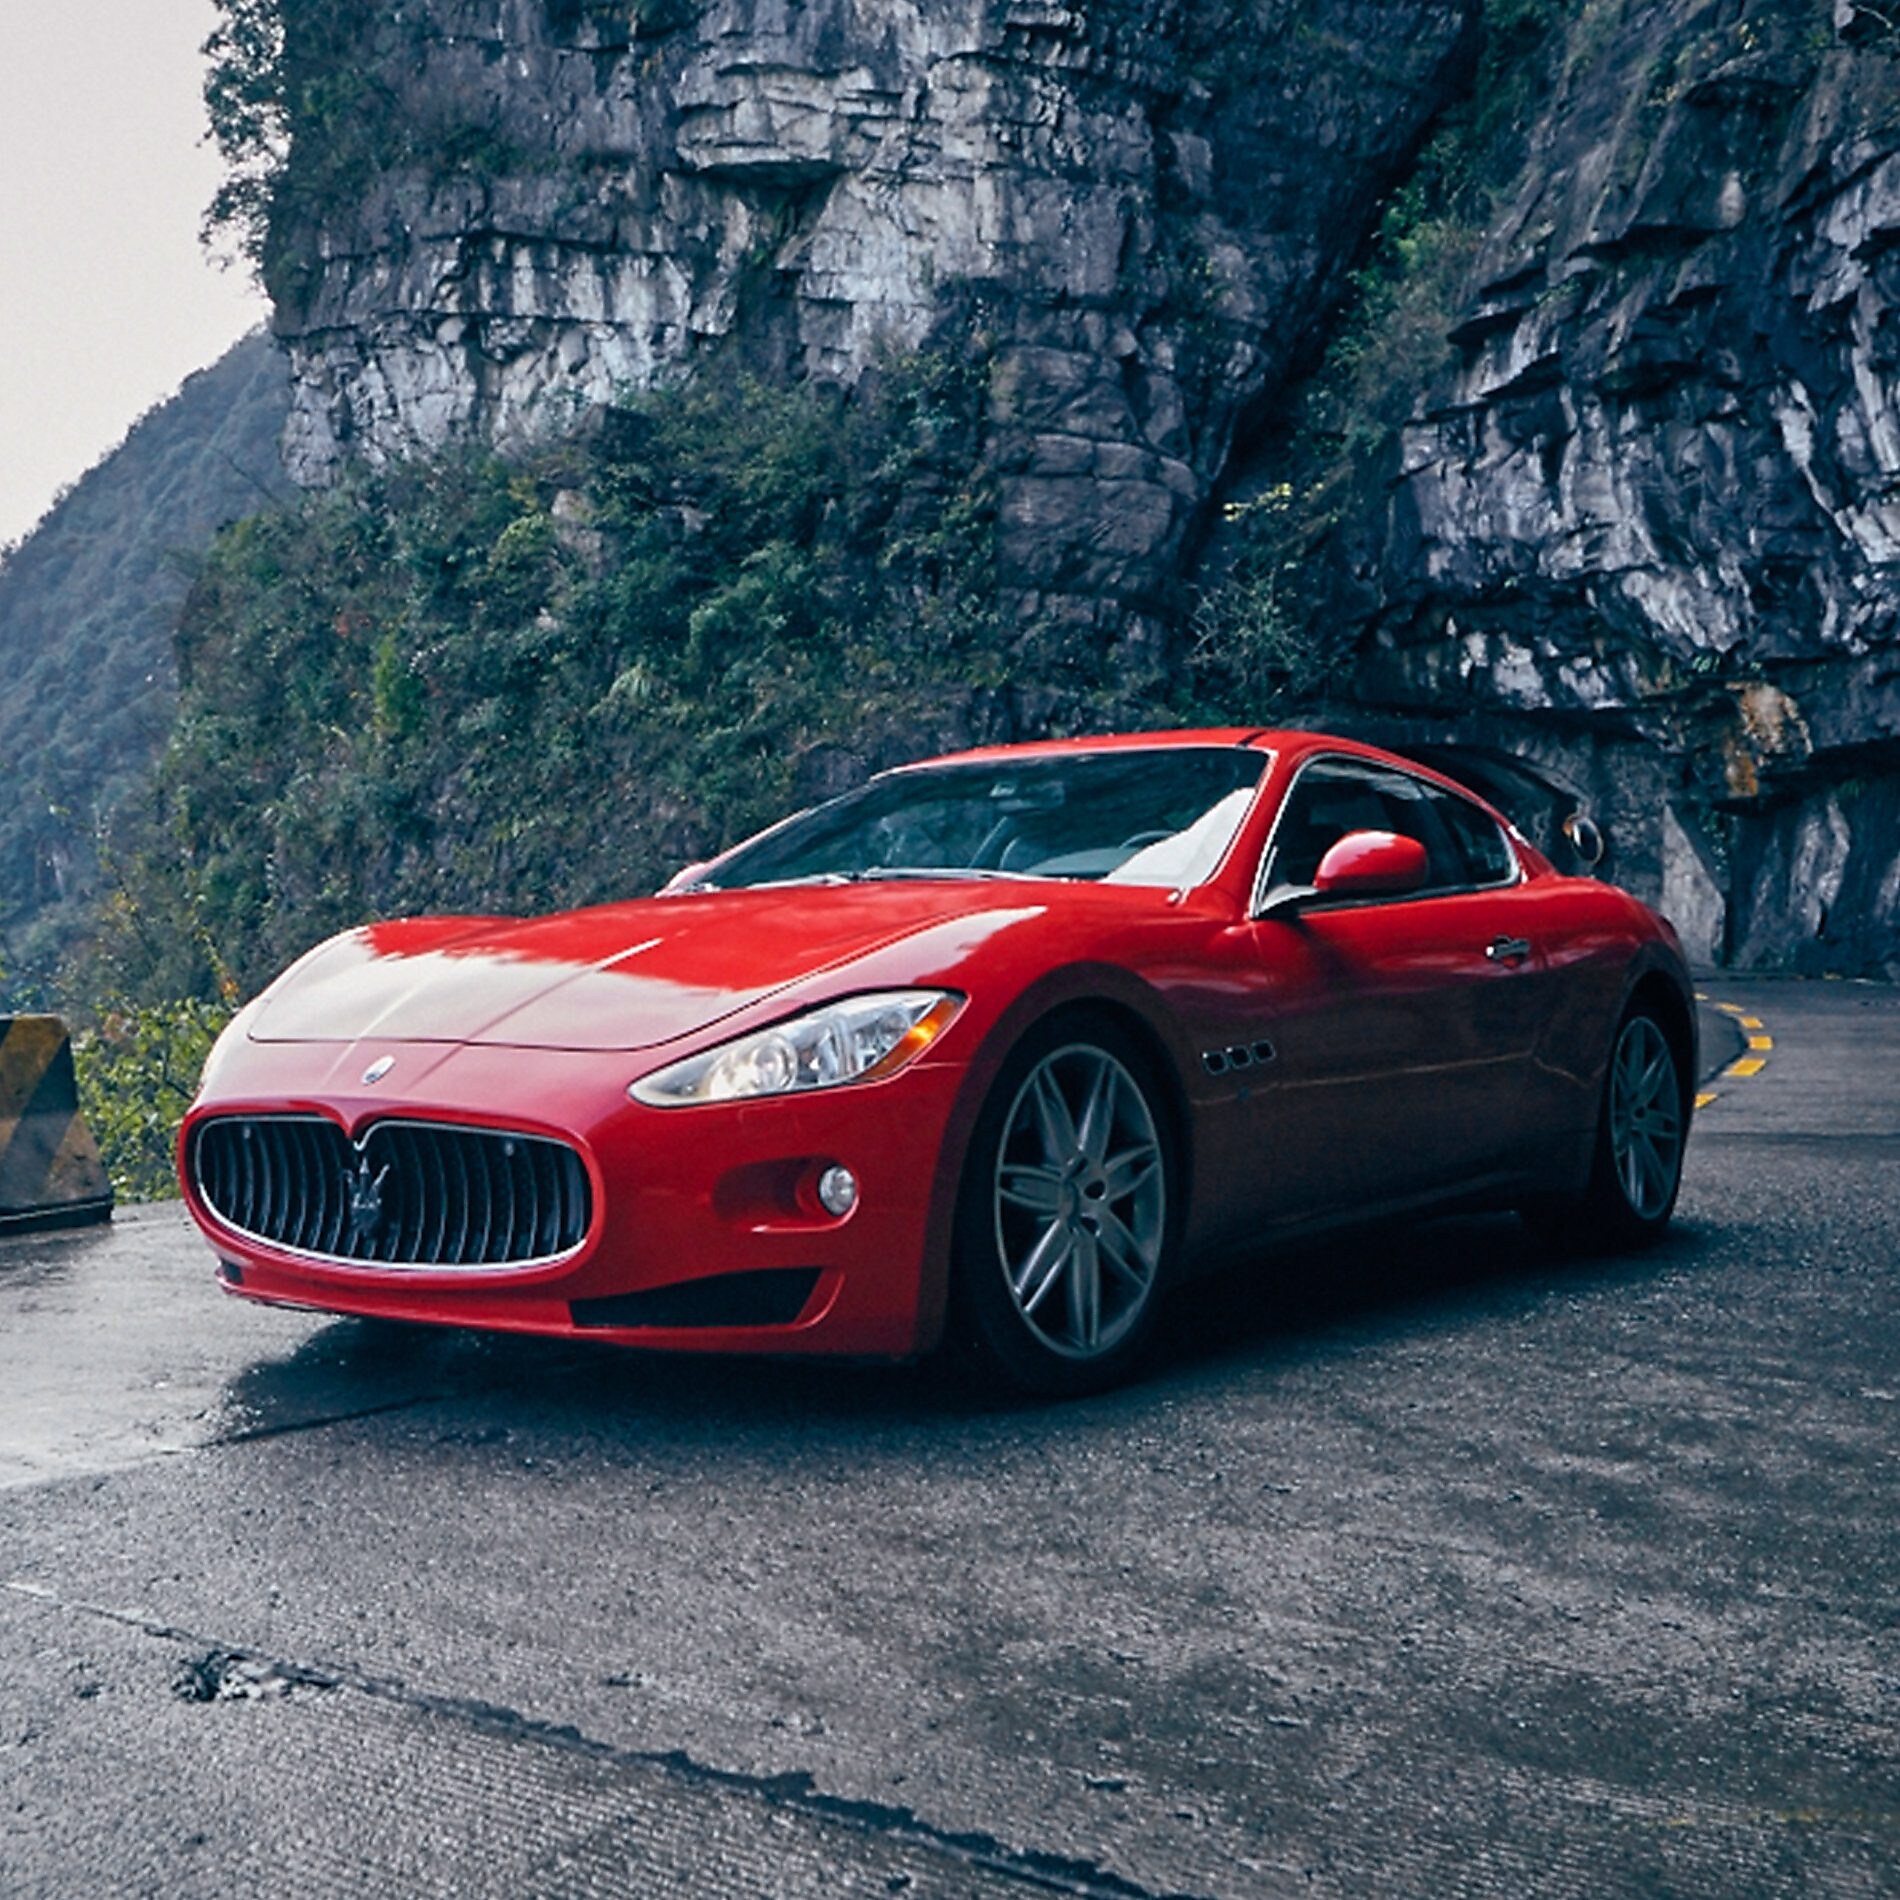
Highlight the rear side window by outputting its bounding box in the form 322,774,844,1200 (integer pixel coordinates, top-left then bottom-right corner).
1427,789,1516,887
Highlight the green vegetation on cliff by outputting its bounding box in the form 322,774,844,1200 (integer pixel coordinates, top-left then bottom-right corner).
87,349,1163,1004
204,0,386,289
205,0,600,295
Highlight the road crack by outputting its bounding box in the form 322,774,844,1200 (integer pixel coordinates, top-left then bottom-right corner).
4,1578,1212,1900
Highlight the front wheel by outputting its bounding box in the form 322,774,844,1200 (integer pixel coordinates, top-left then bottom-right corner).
948,1020,1177,1397
1524,1004,1686,1253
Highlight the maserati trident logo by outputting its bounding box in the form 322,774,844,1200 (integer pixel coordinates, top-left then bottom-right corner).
347,1156,391,1242
361,1055,395,1085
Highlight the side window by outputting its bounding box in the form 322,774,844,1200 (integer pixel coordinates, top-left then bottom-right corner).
1422,786,1516,888
1263,759,1458,896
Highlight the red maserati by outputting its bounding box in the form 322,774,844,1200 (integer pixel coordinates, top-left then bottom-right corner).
180,729,1695,1393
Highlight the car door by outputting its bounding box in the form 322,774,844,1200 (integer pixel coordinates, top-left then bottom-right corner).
1227,757,1548,1220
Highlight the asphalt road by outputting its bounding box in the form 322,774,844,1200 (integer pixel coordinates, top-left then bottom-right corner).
0,978,1894,1898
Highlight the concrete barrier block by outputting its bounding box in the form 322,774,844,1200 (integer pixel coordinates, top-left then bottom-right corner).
0,1016,114,1233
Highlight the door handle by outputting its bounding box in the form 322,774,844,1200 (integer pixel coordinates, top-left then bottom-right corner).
1486,935,1533,965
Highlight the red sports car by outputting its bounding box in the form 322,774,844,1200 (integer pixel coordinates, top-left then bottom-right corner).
180,729,1695,1393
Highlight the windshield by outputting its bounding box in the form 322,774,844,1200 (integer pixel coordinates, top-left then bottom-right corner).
690,748,1268,892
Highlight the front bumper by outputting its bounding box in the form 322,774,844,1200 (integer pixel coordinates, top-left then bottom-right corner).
179,1035,973,1358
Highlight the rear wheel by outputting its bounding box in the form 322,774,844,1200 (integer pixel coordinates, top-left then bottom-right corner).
949,1019,1176,1396
1525,1003,1686,1253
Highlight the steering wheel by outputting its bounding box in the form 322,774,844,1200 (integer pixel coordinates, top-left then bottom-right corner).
1117,829,1173,851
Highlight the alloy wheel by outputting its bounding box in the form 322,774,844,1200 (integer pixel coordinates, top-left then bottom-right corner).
992,1044,1167,1360
1608,1015,1682,1221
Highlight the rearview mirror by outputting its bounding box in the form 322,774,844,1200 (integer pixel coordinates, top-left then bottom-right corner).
1312,829,1428,898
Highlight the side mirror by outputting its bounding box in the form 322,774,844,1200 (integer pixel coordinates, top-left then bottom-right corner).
1313,829,1428,898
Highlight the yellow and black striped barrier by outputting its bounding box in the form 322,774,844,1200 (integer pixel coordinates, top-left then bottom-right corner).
0,1016,113,1233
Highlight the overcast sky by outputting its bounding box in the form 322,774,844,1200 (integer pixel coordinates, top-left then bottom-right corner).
0,0,269,550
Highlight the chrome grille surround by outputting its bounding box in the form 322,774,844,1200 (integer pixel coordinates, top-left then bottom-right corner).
190,1114,592,1271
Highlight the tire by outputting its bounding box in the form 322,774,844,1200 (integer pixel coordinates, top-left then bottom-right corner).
1523,1002,1686,1254
948,1015,1179,1398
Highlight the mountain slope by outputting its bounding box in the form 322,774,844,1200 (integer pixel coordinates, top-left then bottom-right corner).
0,331,291,997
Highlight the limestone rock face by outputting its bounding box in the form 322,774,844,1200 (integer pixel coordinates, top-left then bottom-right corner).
1324,3,1900,977
274,0,1476,649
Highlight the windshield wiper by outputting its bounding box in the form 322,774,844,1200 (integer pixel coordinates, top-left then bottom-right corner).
663,872,855,896
844,866,1077,884
677,866,1078,895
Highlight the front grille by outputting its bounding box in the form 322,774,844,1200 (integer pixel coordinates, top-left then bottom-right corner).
192,1115,591,1269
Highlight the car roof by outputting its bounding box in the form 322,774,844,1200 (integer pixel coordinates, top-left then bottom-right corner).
907,727,1404,771
908,728,1269,769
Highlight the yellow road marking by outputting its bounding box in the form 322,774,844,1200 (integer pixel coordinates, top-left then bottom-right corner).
1696,996,1772,1111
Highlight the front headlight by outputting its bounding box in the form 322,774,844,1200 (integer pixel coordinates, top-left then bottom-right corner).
629,990,963,1107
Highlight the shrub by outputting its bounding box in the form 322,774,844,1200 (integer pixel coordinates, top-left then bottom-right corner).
73,1000,234,1204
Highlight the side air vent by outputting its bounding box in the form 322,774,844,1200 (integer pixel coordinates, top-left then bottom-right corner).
191,1115,591,1269
1203,1039,1276,1077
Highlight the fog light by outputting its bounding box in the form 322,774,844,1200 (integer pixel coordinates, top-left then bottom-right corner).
816,1166,858,1218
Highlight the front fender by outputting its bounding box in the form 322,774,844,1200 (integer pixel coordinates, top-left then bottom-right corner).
907,961,1196,1354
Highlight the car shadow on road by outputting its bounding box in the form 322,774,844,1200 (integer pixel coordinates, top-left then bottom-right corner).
1148,1211,1717,1386
217,1213,1719,1444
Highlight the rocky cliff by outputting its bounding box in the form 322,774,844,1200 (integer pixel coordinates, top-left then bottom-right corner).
271,0,1475,660
254,0,1898,975
1316,0,1900,977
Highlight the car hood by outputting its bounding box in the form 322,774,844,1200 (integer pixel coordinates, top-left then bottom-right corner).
246,884,1047,1052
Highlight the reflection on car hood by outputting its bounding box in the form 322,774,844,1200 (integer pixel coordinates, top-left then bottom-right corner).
247,884,1038,1052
